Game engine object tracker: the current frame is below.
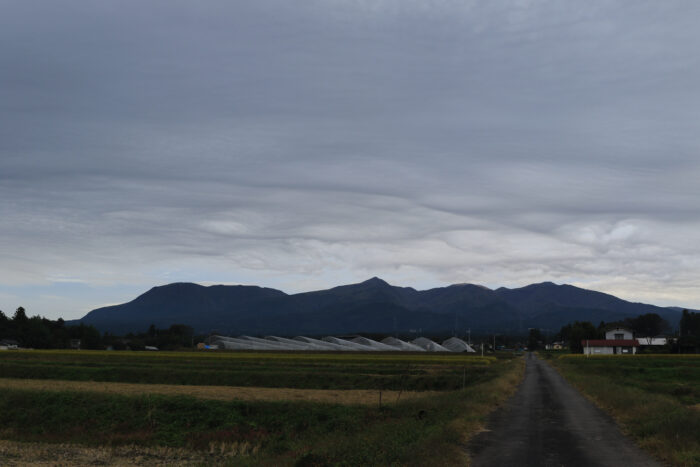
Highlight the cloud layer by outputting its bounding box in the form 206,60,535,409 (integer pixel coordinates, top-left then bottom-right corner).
2,1,700,319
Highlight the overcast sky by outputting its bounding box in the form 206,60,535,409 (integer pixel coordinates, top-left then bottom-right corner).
2,0,700,320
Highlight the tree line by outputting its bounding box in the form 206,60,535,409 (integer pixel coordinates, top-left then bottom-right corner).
0,307,198,350
0,307,102,349
679,309,700,352
4,306,699,352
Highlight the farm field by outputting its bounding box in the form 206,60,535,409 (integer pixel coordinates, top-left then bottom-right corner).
0,350,501,390
555,354,700,404
0,439,220,466
551,354,700,466
0,350,524,465
0,377,437,405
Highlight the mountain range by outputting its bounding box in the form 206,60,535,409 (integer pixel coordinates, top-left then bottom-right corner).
70,278,683,336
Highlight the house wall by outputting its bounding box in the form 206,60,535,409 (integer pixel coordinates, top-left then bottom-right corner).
583,346,614,355
583,345,637,355
637,337,667,346
605,328,633,340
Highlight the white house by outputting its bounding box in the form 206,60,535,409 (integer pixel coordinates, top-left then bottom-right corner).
0,339,19,350
605,327,633,340
582,327,639,355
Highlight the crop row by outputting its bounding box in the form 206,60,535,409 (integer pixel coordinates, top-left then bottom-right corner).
0,350,507,391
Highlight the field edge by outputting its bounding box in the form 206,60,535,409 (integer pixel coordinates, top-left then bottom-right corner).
549,355,700,467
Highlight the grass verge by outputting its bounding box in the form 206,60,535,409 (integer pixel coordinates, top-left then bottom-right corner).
552,355,700,466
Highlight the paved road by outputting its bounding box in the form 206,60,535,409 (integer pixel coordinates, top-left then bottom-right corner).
469,353,661,467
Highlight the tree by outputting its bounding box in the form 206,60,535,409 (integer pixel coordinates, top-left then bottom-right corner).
528,328,544,350
81,325,103,350
558,321,599,353
628,313,669,344
680,309,700,337
678,309,700,353
13,307,27,323
21,317,52,348
0,310,9,339
67,324,102,350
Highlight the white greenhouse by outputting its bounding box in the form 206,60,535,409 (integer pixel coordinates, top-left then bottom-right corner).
411,337,451,352
381,337,426,351
442,337,476,353
205,334,468,352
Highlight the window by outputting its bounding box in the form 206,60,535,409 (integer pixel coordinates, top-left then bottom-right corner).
614,333,624,340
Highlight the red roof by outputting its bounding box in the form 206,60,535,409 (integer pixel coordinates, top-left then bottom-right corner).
581,339,639,347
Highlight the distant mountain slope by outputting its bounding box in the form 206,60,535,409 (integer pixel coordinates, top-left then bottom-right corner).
74,283,288,335
71,278,683,335
285,277,418,314
495,282,668,317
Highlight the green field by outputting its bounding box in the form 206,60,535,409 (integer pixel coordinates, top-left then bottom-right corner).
556,354,700,405
0,350,502,391
0,350,524,465
552,355,700,466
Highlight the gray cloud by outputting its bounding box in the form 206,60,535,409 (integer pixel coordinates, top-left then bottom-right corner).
2,1,700,318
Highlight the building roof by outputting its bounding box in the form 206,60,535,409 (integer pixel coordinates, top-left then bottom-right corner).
581,339,639,347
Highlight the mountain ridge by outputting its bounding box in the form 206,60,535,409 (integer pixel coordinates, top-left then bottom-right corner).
69,278,683,335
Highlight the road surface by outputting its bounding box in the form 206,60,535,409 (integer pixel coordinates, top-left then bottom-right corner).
469,352,661,467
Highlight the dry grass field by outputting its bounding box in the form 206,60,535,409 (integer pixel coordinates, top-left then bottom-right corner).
0,349,498,391
0,377,435,405
0,439,234,466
